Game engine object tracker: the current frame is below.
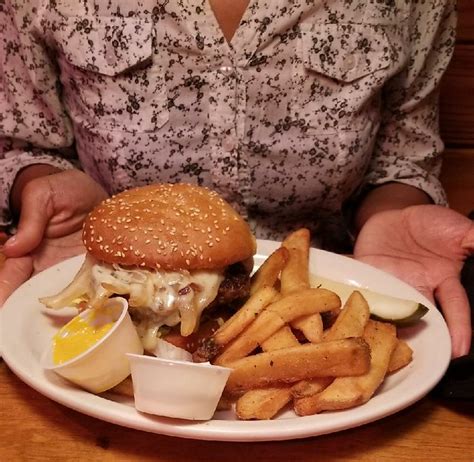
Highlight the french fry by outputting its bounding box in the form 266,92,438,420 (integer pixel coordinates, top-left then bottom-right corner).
388,339,413,373
215,288,341,365
235,326,299,420
193,286,279,362
294,320,397,415
237,326,299,419
291,377,333,399
291,314,323,343
323,290,370,341
266,288,340,323
236,386,293,420
280,228,310,295
291,291,369,400
261,325,300,351
214,310,285,365
280,228,324,342
213,286,278,347
250,247,289,295
225,338,371,394
237,324,300,419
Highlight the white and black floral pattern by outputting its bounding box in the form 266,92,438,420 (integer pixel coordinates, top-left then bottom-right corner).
0,0,455,251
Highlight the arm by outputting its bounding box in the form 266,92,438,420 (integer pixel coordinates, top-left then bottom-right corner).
0,3,108,306
0,0,77,228
352,0,456,232
352,3,474,358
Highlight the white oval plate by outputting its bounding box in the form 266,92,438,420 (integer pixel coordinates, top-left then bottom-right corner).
0,240,451,442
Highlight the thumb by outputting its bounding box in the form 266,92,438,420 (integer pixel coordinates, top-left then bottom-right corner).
0,256,33,306
3,189,54,258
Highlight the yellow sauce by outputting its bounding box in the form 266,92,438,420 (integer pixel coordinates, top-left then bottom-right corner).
52,310,115,365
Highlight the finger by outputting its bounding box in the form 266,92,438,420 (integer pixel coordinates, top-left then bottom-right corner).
45,211,88,239
435,275,472,358
461,221,474,251
0,257,33,306
3,188,54,258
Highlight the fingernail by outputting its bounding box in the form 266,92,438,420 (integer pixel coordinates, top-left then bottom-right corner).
4,235,17,247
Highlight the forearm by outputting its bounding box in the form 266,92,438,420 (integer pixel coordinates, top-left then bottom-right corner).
357,0,455,236
354,183,432,233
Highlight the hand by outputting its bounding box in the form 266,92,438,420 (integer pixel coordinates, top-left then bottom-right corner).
0,169,108,305
0,231,84,306
354,204,474,358
4,169,108,257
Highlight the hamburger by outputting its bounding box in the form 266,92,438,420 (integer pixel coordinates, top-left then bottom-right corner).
40,183,256,351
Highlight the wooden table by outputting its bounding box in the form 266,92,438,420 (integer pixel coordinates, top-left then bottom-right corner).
1,359,473,461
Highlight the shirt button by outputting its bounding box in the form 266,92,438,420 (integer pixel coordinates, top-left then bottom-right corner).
343,55,356,73
222,136,236,152
219,65,235,77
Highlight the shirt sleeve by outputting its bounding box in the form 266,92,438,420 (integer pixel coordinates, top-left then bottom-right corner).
0,0,77,227
364,0,456,205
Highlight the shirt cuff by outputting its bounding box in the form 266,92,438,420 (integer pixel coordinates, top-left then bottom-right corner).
364,161,448,207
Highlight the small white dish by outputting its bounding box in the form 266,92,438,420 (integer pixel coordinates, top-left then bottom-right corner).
127,353,232,420
41,297,143,393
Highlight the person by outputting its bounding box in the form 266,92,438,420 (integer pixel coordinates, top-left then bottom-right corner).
0,0,472,357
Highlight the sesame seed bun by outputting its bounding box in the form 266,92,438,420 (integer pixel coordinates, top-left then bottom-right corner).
82,183,256,271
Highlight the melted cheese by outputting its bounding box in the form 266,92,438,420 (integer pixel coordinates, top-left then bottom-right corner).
41,255,225,351
91,263,224,349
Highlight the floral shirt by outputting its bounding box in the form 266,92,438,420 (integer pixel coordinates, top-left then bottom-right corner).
0,0,455,250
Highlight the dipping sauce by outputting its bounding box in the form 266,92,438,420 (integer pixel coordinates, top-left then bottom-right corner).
43,298,144,394
52,309,115,365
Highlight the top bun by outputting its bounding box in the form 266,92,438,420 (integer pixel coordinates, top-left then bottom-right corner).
82,183,256,271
